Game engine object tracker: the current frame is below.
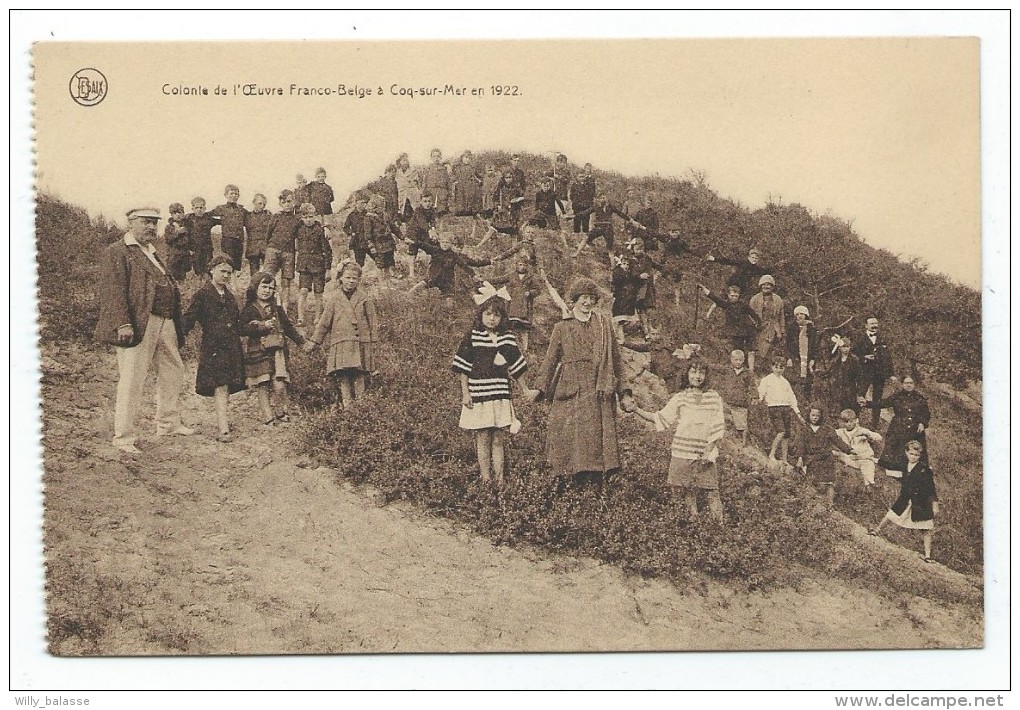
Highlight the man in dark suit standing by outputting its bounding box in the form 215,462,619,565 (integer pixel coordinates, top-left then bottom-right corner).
95,208,194,454
852,316,897,428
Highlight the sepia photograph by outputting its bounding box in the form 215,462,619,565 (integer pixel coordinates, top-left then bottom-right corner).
13,10,1009,695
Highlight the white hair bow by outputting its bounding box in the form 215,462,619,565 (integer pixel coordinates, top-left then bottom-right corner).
472,281,511,306
831,334,845,354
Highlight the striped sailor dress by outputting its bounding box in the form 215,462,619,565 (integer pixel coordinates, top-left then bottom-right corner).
451,328,528,431
651,388,726,490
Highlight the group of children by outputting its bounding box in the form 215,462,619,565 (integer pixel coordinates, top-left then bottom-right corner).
156,150,939,562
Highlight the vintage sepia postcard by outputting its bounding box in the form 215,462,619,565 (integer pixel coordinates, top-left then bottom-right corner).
18,20,1008,692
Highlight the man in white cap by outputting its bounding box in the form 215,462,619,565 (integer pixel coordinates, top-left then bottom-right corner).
749,273,785,374
94,208,193,454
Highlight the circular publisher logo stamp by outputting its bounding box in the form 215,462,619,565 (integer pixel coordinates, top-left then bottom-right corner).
69,68,107,107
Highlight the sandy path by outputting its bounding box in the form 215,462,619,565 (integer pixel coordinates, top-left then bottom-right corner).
41,341,982,655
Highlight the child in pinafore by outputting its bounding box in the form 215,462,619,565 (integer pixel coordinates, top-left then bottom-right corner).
309,262,377,410
182,256,247,442
870,440,939,562
626,358,726,520
451,287,534,485
240,271,306,425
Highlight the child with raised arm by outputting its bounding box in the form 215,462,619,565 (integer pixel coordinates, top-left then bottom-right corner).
240,271,306,425
758,355,806,464
626,359,726,521
451,288,536,486
871,440,939,562
699,283,761,367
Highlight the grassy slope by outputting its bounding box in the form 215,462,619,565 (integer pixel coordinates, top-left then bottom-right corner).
37,152,983,604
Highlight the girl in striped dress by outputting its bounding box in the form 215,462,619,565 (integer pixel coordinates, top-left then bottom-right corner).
451,285,534,485
627,359,727,520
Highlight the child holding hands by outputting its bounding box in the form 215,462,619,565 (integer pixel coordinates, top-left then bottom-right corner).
451,286,536,486
626,359,726,521
240,271,306,425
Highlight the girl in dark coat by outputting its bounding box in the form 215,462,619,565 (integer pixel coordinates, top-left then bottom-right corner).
183,256,247,442
871,440,939,562
240,272,306,425
873,375,932,474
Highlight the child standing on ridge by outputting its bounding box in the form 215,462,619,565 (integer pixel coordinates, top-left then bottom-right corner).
244,193,272,276
295,202,333,325
210,184,248,273
626,358,727,521
452,288,535,486
162,202,192,282
758,355,805,464
183,196,221,280
240,271,306,425
264,190,300,313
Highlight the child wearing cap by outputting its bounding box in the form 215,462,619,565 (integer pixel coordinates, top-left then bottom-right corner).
295,202,333,325
785,304,819,402
265,190,300,312
161,202,192,281
749,274,785,374
182,197,221,280
488,253,543,354
705,247,775,301
244,193,272,276
209,184,248,273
